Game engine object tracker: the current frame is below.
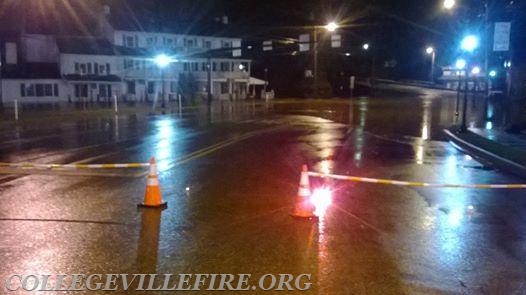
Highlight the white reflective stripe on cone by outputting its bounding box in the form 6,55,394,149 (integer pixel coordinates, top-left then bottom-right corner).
147,178,160,186
149,165,158,176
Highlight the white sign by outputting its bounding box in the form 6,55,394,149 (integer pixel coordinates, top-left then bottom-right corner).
349,76,355,89
299,34,310,52
331,34,341,48
263,40,272,51
493,22,511,51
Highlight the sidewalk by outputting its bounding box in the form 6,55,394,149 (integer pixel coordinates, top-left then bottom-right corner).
444,127,526,179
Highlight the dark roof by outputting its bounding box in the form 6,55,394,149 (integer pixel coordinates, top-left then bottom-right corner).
114,46,151,56
2,63,61,79
63,74,122,82
56,37,118,55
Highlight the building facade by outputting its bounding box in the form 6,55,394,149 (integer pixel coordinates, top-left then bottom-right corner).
0,6,252,106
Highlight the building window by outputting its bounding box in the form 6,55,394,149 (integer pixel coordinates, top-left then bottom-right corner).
99,65,105,75
21,83,58,97
146,37,154,46
147,81,155,94
134,60,141,70
170,81,177,92
87,63,92,74
192,62,198,71
127,81,136,94
94,63,99,75
74,63,80,74
204,40,211,49
80,64,86,74
75,84,88,98
240,62,248,72
220,82,229,94
220,62,230,72
183,63,189,71
124,59,133,69
126,36,134,47
44,84,53,96
106,63,111,74
212,62,217,72
201,62,208,71
35,84,44,96
222,41,232,48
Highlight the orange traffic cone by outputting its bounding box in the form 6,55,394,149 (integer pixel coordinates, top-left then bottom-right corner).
138,157,167,209
291,165,317,219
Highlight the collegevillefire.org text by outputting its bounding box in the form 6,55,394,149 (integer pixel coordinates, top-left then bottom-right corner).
5,273,312,292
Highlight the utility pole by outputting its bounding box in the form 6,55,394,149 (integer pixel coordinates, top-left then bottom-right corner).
313,27,318,98
207,55,212,106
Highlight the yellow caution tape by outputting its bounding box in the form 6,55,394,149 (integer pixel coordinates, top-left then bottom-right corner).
0,162,149,169
307,171,526,189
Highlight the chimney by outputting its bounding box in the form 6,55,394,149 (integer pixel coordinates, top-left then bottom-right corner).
103,5,111,16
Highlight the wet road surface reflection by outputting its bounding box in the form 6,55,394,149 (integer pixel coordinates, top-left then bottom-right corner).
1,88,526,293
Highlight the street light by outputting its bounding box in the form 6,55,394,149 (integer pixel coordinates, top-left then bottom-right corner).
460,35,479,52
154,54,173,109
425,46,436,82
362,43,370,50
455,58,467,70
324,22,339,32
459,37,479,132
489,70,497,77
443,0,455,9
471,66,481,75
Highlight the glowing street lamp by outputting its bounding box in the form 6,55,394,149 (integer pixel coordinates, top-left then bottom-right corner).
455,58,467,70
362,43,370,50
443,0,455,9
154,54,171,68
460,35,479,52
471,66,481,75
324,22,339,32
489,70,497,77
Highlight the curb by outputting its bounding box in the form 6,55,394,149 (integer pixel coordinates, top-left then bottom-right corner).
444,129,526,180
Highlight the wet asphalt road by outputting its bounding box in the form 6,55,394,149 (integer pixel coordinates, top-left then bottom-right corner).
1,86,526,294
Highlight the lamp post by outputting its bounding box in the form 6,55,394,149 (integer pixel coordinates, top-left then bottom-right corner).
455,58,467,116
154,54,171,109
459,35,479,132
312,21,339,97
425,46,436,82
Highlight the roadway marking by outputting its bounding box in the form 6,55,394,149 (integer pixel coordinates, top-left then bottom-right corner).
0,126,287,180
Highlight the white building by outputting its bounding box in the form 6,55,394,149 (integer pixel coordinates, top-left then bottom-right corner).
0,5,253,106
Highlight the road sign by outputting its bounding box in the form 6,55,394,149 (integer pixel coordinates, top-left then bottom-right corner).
493,22,511,51
299,34,310,52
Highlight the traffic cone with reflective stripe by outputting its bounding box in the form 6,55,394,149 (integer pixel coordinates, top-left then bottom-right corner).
138,157,167,209
291,165,317,219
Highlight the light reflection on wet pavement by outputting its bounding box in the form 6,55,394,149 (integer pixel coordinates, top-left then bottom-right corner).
1,88,525,294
